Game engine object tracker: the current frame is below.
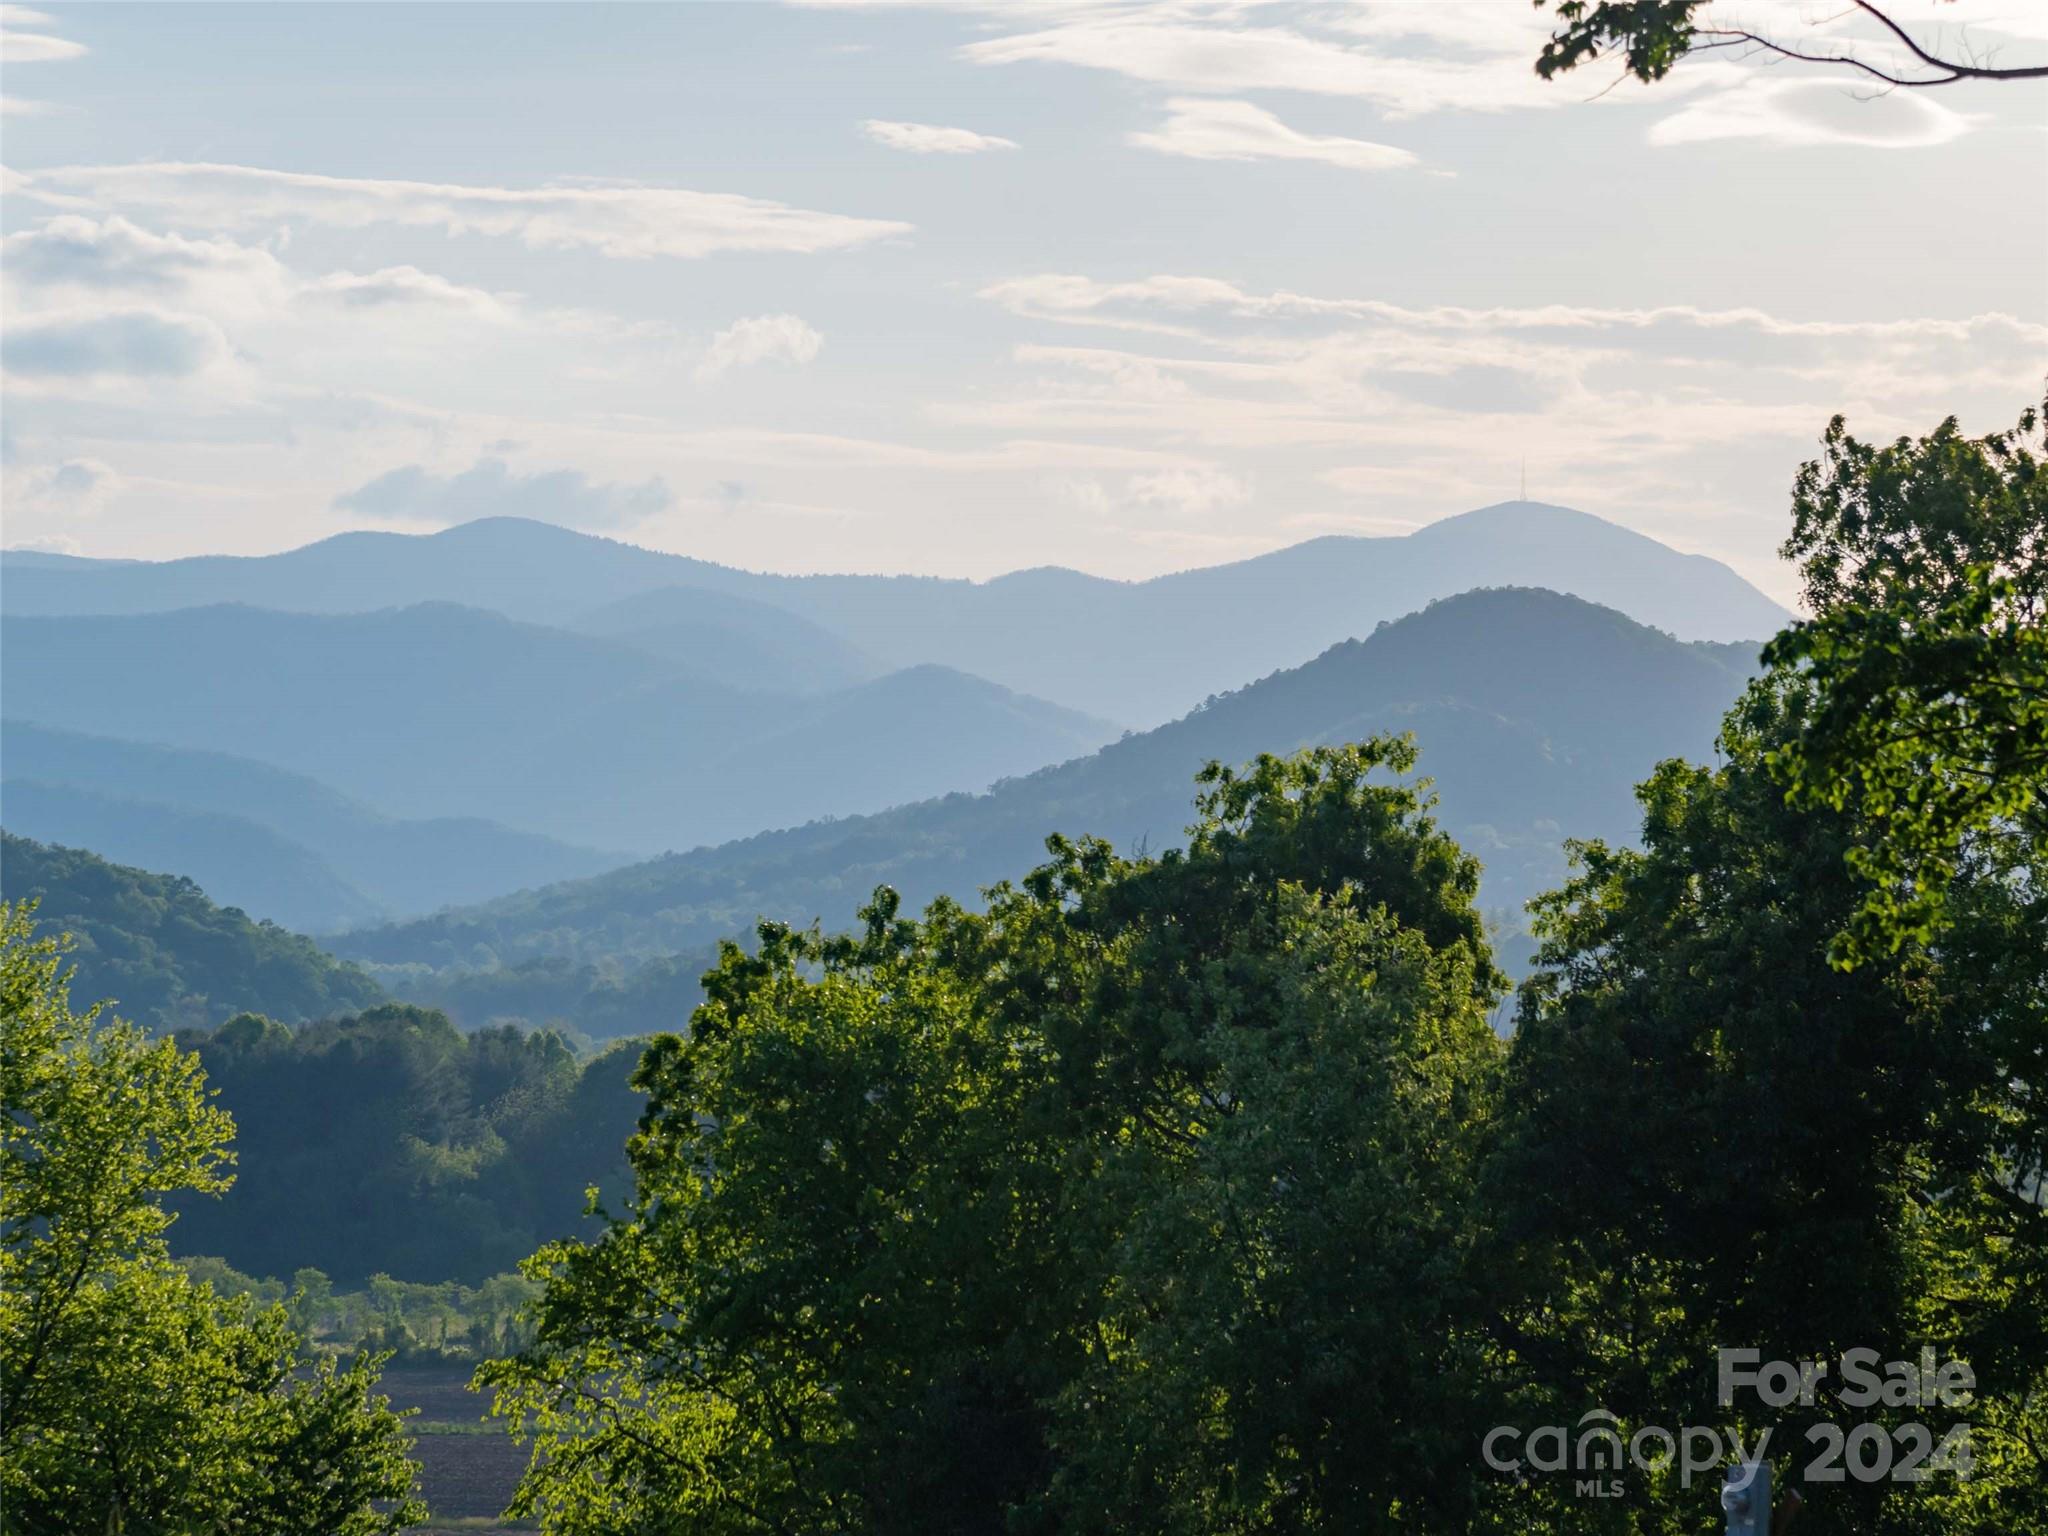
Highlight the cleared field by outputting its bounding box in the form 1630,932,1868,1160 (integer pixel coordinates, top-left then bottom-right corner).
379,1361,534,1534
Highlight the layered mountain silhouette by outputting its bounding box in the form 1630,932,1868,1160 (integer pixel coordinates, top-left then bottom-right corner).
567,585,875,694
1,723,625,927
2,503,1789,723
332,588,1761,1024
0,602,1120,854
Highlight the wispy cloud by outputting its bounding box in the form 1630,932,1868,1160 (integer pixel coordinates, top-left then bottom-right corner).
4,310,229,379
978,272,2047,347
1650,76,1974,148
1127,464,1247,514
1131,98,1415,172
944,0,2009,150
333,456,675,530
945,263,2045,595
15,162,913,259
861,118,1018,154
0,2,85,64
960,9,1566,119
696,313,825,382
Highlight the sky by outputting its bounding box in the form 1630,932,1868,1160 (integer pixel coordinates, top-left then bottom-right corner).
2,2,2043,604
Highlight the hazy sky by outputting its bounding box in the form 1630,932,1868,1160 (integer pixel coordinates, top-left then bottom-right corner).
3,2,2043,602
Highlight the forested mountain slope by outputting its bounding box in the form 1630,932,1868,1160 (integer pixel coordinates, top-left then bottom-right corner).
0,832,385,1032
335,589,1759,1005
1,779,384,934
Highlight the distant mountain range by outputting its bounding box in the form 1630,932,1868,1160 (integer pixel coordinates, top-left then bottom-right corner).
3,504,1788,1028
1,603,1119,855
2,502,1790,724
567,585,876,695
1,723,625,930
332,588,1761,1023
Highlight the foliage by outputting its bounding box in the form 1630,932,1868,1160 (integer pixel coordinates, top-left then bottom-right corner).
0,902,425,1534
187,1256,545,1361
1487,408,2048,1533
0,831,385,1033
364,946,719,1042
1534,0,1699,82
170,1007,648,1286
481,742,1512,1534
1763,403,2046,965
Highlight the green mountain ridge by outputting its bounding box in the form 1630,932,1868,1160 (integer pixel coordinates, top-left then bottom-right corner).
0,832,386,1033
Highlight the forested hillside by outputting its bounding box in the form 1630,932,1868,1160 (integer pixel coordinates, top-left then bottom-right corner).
0,833,385,1032
335,587,1758,1022
168,1007,645,1286
3,778,385,934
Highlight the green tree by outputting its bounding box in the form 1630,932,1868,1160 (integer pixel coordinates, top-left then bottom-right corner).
1763,402,2046,966
483,743,1510,1535
1486,410,2048,1533
0,903,425,1535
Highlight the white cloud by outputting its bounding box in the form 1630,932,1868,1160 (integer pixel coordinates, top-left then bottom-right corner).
300,265,513,319
1047,463,1246,522
1650,77,1975,149
4,309,230,379
935,263,2044,590
15,162,913,260
696,313,825,382
861,119,1018,154
1131,98,1416,171
961,13,1566,119
0,4,84,64
333,456,674,530
2,215,290,304
3,456,122,520
1127,465,1247,513
977,272,2047,348
941,0,2006,152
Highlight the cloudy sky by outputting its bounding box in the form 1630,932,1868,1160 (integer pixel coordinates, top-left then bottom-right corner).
2,2,2042,602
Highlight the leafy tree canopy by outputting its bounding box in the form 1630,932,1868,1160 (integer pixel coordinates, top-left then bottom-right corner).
482,743,1513,1535
1764,401,2045,965
0,903,425,1534
170,1006,648,1286
1491,403,2048,1532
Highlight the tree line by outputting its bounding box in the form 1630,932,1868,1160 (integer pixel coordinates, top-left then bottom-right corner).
166,1004,645,1286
